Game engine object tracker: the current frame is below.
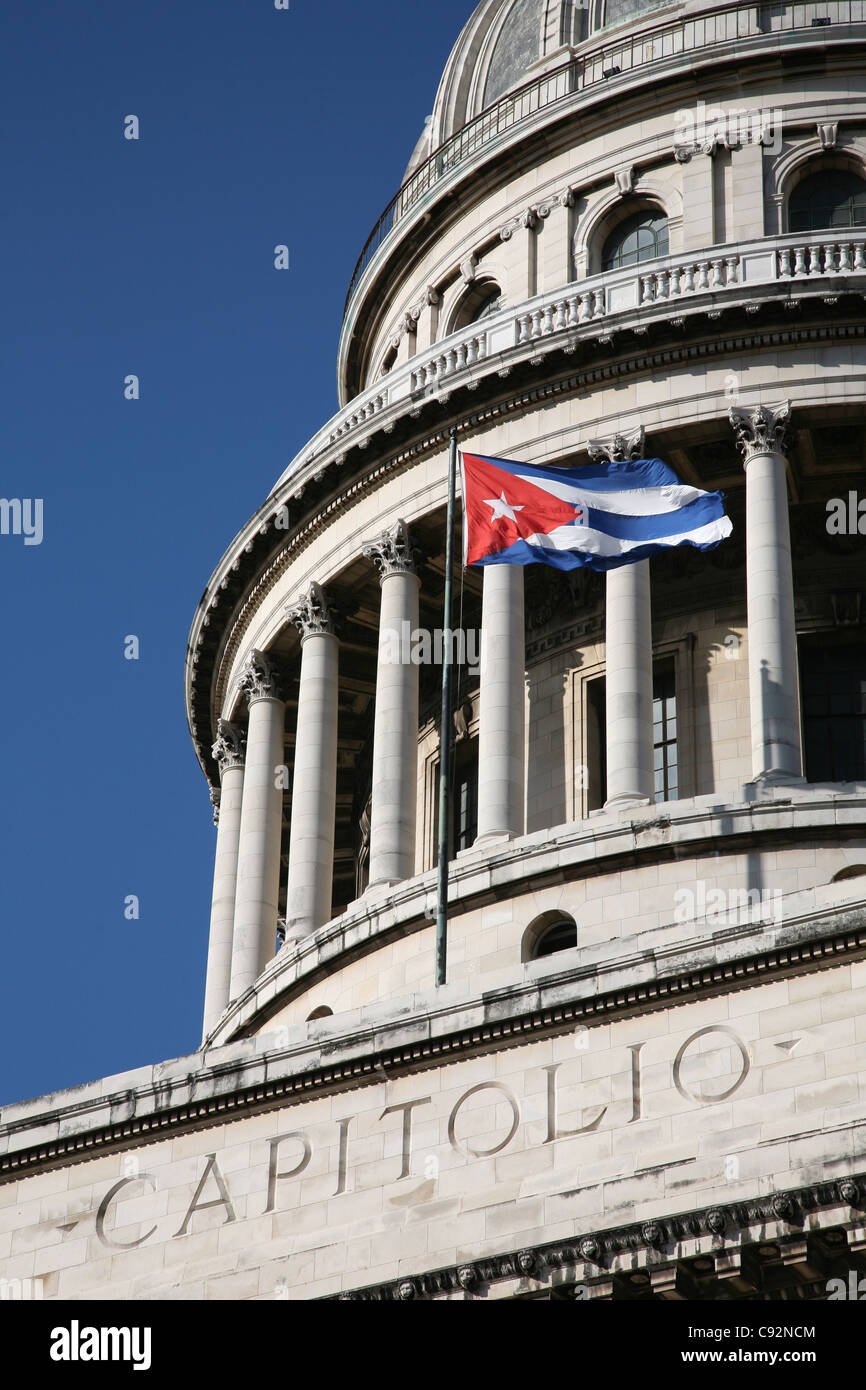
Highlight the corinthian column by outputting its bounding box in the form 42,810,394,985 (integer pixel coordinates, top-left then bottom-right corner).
591,427,654,808
476,564,525,843
202,720,245,1040
730,402,803,780
363,520,420,886
285,583,339,939
229,652,285,1000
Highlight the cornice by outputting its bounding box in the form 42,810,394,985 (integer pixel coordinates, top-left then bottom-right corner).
2,910,864,1184
325,1175,866,1300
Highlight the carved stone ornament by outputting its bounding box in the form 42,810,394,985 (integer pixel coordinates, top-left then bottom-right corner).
362,518,416,579
516,1250,537,1275
397,1280,416,1302
237,651,282,704
557,187,575,209
615,165,635,196
285,581,335,640
499,219,520,242
588,425,646,463
426,285,440,307
209,786,221,826
817,121,838,150
580,1237,601,1262
460,252,478,283
729,401,793,462
673,144,693,163
457,1264,478,1290
706,1209,726,1236
212,718,246,776
838,1179,859,1205
642,1221,664,1247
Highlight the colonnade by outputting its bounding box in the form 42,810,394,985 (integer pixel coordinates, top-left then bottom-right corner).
201,404,802,1040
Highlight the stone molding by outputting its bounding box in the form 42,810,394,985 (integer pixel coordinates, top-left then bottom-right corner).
285,581,336,640
327,1176,866,1300
361,519,417,579
729,401,793,462
2,904,865,1183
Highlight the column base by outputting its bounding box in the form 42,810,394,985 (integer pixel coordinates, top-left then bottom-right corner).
743,772,807,799
603,794,652,812
471,831,517,851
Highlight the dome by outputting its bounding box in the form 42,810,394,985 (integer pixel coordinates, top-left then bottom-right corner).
405,0,670,175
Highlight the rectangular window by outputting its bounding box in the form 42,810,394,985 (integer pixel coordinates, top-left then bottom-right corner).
431,738,479,860
584,661,679,809
653,662,678,803
801,644,866,782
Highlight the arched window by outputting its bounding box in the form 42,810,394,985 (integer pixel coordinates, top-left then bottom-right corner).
451,282,503,332
522,912,578,962
788,171,866,234
601,209,669,271
307,1006,333,1022
831,865,866,884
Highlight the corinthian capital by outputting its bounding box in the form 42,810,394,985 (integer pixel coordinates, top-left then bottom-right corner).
588,426,646,463
285,581,335,639
729,402,793,462
212,718,246,775
237,650,283,704
362,519,417,579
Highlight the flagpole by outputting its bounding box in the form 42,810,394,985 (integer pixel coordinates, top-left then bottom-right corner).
435,425,458,988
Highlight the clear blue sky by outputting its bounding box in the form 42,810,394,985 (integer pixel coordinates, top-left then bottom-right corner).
0,0,474,1106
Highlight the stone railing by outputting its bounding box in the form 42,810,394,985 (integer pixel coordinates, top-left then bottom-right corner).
343,0,866,321
280,231,866,488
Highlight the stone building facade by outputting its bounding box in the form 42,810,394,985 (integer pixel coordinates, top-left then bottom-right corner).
2,0,866,1301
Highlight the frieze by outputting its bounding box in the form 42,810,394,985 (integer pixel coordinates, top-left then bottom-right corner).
328,1175,866,1300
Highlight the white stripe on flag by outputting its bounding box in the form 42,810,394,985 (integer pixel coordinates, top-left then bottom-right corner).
508,469,711,517
520,515,733,558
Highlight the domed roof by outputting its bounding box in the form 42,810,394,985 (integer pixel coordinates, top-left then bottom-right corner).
404,0,670,180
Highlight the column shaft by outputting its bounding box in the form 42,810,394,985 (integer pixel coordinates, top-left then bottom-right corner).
202,762,244,1039
230,681,285,998
604,560,654,806
285,631,339,937
731,402,803,780
744,450,802,778
369,570,420,885
476,563,525,842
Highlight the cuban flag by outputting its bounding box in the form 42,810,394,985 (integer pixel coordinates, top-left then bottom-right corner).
461,452,732,571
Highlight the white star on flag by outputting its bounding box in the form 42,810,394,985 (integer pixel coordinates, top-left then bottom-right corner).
484,491,524,524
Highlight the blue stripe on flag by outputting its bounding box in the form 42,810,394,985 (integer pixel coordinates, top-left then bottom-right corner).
472,533,729,572
467,453,683,491
586,491,725,541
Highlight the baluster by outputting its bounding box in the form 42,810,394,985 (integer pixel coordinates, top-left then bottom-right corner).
778,247,792,277
519,312,532,343
669,265,682,297
854,243,866,270
475,334,487,363
531,308,543,338
455,342,468,371
725,256,740,284
711,258,725,288
466,338,479,366
697,262,710,290
641,274,655,303
447,347,458,376
592,288,605,317
542,304,556,334
654,270,668,299
793,246,807,276
823,243,837,273
578,293,592,322
683,263,696,293
566,294,580,327
808,244,821,275
555,299,568,331
838,241,852,272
